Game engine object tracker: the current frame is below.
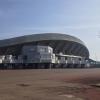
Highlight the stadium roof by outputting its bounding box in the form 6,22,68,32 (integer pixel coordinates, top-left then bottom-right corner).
0,33,89,58
0,33,85,47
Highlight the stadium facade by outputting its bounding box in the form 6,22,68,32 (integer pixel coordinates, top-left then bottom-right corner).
0,33,90,69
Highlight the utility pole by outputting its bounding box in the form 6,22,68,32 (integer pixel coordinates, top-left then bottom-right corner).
95,53,97,65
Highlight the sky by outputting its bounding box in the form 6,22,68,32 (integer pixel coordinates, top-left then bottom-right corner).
0,0,100,61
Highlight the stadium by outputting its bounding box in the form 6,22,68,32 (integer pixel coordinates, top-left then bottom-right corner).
0,33,90,69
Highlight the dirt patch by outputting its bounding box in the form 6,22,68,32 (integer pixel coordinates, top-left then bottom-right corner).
0,69,100,100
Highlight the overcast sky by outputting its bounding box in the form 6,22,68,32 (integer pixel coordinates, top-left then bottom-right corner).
0,0,100,61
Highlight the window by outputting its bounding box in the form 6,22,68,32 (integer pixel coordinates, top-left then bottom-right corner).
58,56,61,60
23,55,27,60
30,48,35,51
79,58,81,61
40,48,45,52
65,57,68,60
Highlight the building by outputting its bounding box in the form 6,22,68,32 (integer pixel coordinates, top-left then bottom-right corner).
0,33,90,69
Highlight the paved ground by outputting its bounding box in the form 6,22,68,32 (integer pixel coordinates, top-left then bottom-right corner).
0,68,100,100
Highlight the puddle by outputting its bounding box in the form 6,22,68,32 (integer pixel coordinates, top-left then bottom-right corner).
16,83,31,87
60,94,84,100
91,83,100,88
60,94,75,98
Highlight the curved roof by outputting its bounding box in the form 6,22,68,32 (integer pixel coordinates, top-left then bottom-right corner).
0,33,85,47
0,33,89,58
